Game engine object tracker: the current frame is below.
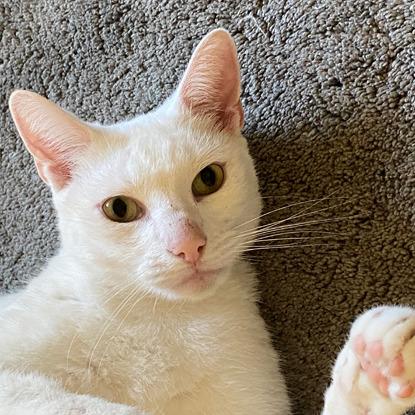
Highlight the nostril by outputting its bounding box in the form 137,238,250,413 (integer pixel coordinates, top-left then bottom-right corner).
197,245,205,254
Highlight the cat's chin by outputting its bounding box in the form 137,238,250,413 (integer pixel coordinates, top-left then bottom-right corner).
177,268,221,291
155,267,228,302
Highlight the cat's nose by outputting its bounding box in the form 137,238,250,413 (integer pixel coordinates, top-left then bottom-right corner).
167,221,206,264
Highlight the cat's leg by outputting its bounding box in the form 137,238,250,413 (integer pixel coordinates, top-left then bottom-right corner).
0,370,145,415
322,306,415,415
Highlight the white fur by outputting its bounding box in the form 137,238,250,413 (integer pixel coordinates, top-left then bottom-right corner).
1,31,290,414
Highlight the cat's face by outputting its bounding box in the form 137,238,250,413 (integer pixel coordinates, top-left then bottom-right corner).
9,29,261,301
58,113,261,301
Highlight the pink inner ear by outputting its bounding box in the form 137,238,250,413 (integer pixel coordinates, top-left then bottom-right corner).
9,90,90,191
34,159,72,190
13,121,73,189
179,29,244,132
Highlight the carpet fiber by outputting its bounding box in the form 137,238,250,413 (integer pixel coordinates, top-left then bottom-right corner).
1,1,415,413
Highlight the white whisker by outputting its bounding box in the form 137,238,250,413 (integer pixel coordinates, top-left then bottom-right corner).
86,283,145,382
102,278,139,306
238,242,341,252
235,187,361,232
232,196,341,230
95,288,151,379
239,235,343,245
235,226,348,241
259,200,359,233
236,216,357,242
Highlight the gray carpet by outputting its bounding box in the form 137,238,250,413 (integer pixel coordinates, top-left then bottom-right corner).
1,1,415,414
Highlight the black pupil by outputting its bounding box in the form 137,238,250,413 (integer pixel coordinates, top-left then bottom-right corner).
200,167,216,187
112,198,127,218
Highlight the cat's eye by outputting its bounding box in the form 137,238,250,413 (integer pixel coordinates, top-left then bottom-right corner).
102,196,143,223
192,164,224,198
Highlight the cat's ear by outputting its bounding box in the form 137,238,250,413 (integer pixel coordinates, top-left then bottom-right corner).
178,29,244,133
9,90,91,191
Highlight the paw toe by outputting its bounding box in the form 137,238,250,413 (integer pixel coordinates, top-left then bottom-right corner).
354,334,367,355
396,383,414,399
389,354,404,377
368,339,383,361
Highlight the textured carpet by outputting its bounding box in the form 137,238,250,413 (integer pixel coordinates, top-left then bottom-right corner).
1,1,415,414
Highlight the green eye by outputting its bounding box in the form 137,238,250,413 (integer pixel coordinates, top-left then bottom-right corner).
102,196,142,223
192,164,224,197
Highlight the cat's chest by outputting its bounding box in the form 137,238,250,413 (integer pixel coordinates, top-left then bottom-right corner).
60,308,225,407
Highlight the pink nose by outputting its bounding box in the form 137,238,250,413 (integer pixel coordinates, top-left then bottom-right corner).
167,221,206,264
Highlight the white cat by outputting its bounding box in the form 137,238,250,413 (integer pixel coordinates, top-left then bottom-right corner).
1,29,289,415
2,28,415,415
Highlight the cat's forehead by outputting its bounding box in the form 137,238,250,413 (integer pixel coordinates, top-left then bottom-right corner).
104,115,234,172
86,115,240,199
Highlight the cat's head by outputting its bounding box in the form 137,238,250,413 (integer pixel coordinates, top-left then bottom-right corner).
9,29,261,302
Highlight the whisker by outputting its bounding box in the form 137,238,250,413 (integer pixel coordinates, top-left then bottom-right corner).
65,323,83,390
238,181,363,231
237,216,358,241
239,235,344,245
252,229,349,242
232,195,349,230
85,284,144,382
239,242,341,252
235,202,360,241
267,215,359,230
259,198,360,231
95,288,151,379
260,195,304,200
257,229,348,238
102,278,138,306
240,256,263,264
234,227,349,241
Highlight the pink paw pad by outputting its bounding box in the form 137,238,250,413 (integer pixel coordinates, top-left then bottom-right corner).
397,383,414,398
389,354,404,377
368,340,383,361
354,334,367,355
352,336,414,400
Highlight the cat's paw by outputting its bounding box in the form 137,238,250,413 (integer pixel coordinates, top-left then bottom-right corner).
349,306,415,402
323,306,415,415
